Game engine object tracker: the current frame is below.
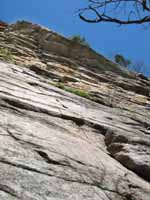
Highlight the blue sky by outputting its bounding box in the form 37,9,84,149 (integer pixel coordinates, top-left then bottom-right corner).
1,0,150,76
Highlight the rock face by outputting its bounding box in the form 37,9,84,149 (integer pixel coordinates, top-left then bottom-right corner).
0,21,150,200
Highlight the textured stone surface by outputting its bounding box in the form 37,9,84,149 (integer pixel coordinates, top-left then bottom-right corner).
0,21,150,200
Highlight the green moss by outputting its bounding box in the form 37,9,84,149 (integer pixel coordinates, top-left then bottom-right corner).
51,82,90,99
65,87,90,98
53,82,65,89
0,47,14,62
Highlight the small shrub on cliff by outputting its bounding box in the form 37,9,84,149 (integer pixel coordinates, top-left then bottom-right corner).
69,35,90,47
0,47,14,62
15,20,31,29
114,54,146,74
114,54,131,68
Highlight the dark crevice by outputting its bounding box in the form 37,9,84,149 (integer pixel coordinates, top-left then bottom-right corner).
105,136,150,183
130,117,150,129
7,128,20,141
27,81,40,87
141,129,150,135
0,103,23,114
61,114,110,135
44,148,101,170
0,184,18,198
60,114,85,126
0,97,55,115
88,122,109,135
34,150,90,171
35,150,68,166
29,65,59,79
115,154,150,183
123,122,140,126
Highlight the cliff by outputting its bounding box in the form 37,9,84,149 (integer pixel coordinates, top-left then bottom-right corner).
0,20,150,200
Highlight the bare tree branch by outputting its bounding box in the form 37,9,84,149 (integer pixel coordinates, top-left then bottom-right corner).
79,0,150,25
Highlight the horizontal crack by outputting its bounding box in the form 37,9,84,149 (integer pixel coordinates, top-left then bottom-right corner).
1,96,109,134
0,184,19,198
0,158,53,177
35,150,68,166
0,158,126,198
7,128,42,148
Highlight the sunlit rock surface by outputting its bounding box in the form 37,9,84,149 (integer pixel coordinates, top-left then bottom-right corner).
0,21,150,200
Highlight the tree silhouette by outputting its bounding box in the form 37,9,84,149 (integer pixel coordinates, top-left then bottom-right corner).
114,54,131,68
